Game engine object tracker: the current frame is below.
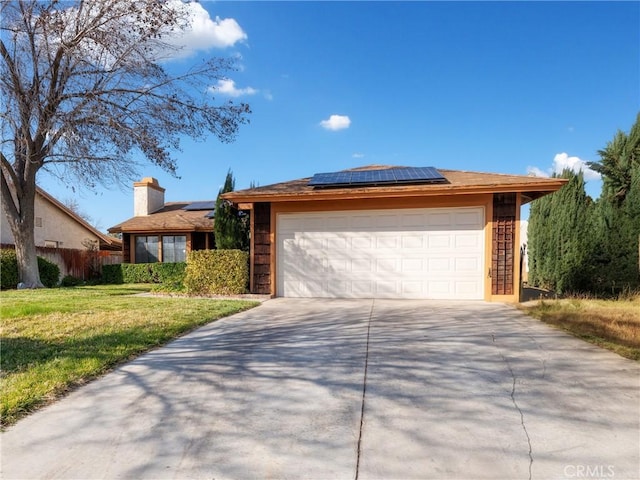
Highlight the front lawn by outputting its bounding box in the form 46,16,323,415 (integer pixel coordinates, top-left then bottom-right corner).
0,284,259,427
519,295,640,361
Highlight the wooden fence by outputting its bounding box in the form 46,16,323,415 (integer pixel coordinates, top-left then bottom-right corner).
2,244,123,280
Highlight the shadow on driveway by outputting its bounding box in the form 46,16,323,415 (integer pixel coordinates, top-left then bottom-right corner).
1,299,638,480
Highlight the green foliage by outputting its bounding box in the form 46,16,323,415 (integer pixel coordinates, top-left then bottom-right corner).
37,257,60,288
184,250,249,295
529,114,640,295
60,275,83,287
102,262,187,285
0,249,59,289
101,264,124,284
588,112,640,205
590,167,640,291
214,170,249,250
0,250,19,289
528,170,595,293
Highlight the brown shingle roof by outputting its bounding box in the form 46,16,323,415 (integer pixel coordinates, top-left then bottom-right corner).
222,165,567,204
108,202,214,234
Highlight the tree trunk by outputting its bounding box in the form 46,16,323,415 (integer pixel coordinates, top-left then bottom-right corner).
1,174,44,288
13,222,44,288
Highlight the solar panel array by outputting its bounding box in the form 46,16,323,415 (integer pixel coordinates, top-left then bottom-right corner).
183,201,216,211
308,167,446,188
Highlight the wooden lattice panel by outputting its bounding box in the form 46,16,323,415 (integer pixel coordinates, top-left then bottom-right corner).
252,203,271,294
492,194,516,295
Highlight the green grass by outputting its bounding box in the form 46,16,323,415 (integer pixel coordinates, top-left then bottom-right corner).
519,294,640,361
1,284,259,427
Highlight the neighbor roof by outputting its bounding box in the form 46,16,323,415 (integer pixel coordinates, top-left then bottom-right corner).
222,165,568,205
108,202,214,234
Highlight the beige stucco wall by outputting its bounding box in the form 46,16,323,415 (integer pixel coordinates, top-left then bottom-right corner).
1,193,101,249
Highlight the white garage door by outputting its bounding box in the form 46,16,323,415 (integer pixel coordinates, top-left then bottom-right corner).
277,207,485,299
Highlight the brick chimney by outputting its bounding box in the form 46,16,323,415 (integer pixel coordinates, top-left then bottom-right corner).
133,177,165,216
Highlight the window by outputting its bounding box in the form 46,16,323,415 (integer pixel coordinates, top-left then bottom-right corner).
44,240,58,248
135,236,159,263
35,217,43,227
162,235,186,263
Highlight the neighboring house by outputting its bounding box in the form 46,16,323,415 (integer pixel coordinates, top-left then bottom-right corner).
1,187,122,278
223,165,567,302
520,220,529,284
108,177,215,263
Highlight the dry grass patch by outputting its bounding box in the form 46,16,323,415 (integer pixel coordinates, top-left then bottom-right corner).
519,294,640,360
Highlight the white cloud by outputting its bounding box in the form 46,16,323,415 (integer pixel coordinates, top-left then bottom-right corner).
527,152,601,181
552,153,601,181
352,152,365,158
210,79,257,97
526,166,550,177
320,114,351,131
165,1,247,57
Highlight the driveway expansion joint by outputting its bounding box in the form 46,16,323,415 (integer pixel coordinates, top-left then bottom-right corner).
354,299,375,480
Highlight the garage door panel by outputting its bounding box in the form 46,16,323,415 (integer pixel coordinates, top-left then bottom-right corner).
428,234,451,248
402,258,424,271
401,235,424,249
376,236,399,249
352,236,372,249
376,258,400,273
400,213,425,227
455,281,483,297
455,234,482,248
455,210,484,226
352,258,373,272
455,257,482,272
428,281,452,295
427,212,452,227
353,215,374,229
277,207,484,299
327,236,348,249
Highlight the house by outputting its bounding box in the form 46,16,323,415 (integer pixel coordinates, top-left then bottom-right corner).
520,220,529,283
1,187,122,278
108,177,215,263
222,165,567,302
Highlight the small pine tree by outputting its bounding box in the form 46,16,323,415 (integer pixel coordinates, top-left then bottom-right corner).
214,170,249,250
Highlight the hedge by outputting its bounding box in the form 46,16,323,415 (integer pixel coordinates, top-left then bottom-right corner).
184,250,249,295
102,262,187,285
0,249,60,289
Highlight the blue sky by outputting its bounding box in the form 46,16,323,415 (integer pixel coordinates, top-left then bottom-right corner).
38,1,640,232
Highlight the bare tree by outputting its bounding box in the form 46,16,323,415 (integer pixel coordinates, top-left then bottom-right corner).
1,0,250,287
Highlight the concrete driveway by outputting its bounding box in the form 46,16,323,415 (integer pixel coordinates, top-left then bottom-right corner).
2,299,639,480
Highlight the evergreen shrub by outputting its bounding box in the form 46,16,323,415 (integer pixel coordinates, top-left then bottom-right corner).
102,262,187,285
60,275,83,287
184,250,248,295
0,249,19,289
37,257,60,287
0,249,60,289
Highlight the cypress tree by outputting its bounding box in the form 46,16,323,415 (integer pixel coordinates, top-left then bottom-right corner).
589,114,640,292
214,170,249,251
528,170,595,293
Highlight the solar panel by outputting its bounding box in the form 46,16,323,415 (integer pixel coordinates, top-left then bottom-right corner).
308,167,446,188
308,171,352,186
183,201,216,211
